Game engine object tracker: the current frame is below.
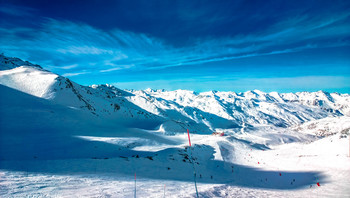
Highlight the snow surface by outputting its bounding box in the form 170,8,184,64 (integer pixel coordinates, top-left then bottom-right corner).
1,55,350,197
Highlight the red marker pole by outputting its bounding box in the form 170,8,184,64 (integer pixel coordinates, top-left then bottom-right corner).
187,129,192,147
187,129,199,198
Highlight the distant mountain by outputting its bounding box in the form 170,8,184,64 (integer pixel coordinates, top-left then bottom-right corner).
292,116,350,137
129,88,349,131
0,54,349,134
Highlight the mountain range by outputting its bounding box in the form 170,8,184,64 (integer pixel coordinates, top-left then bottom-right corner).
1,53,349,134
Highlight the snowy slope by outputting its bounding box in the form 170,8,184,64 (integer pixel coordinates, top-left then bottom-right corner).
0,66,57,99
0,84,176,161
1,55,350,197
1,84,349,197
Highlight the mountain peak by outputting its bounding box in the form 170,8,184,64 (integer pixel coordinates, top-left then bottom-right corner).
0,54,42,70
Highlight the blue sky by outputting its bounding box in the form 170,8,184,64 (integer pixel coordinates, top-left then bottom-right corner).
1,0,349,93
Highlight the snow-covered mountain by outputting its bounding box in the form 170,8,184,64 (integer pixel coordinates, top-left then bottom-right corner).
1,54,350,197
128,88,349,131
0,54,349,134
292,116,350,137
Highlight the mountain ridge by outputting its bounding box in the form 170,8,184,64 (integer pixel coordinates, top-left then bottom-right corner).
0,54,349,134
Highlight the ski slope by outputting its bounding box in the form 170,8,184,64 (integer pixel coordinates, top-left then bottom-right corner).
0,54,350,197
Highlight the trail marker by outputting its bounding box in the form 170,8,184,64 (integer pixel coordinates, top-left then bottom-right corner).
187,129,192,147
187,129,199,198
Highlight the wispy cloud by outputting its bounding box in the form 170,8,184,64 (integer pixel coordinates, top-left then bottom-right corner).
0,4,36,16
61,64,78,70
99,64,134,73
57,46,115,55
47,64,78,70
0,10,349,75
62,71,90,77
